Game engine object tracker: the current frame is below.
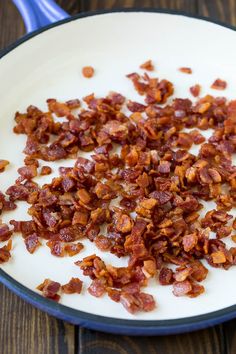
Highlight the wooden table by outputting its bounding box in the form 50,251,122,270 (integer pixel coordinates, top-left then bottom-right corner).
0,1,235,353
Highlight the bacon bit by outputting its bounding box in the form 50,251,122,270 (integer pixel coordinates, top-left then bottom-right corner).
179,67,192,74
216,226,231,239
173,280,192,296
198,102,211,114
76,189,91,204
18,165,37,180
72,211,89,226
139,198,157,210
40,166,52,176
159,267,174,285
24,233,41,254
174,267,192,282
64,242,84,256
158,161,171,174
182,233,198,252
232,235,236,243
82,66,94,78
94,182,116,200
211,251,227,264
0,240,12,263
88,279,106,297
62,277,83,294
188,283,205,298
120,291,155,314
189,129,205,144
116,214,133,233
0,160,9,172
190,84,201,97
0,223,12,242
127,101,146,112
94,235,112,251
46,240,65,257
140,60,154,71
142,260,156,278
66,99,81,109
47,99,70,117
211,79,227,90
190,261,208,282
37,279,61,301
107,288,121,302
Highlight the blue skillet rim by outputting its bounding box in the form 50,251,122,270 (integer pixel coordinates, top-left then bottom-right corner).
0,8,236,336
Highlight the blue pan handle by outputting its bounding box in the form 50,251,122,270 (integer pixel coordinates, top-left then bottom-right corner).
12,0,70,33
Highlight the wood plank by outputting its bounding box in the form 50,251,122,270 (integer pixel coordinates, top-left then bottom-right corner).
197,0,236,26
77,0,197,12
79,326,224,354
223,319,236,354
0,0,24,49
0,284,75,354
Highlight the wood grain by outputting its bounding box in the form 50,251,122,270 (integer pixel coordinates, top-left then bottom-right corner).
79,326,225,354
0,284,75,354
197,0,236,25
0,1,235,354
77,0,197,12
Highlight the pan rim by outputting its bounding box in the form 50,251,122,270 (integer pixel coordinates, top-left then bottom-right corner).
0,8,236,335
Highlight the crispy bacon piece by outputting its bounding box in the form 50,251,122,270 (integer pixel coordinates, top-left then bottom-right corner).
62,277,83,294
0,240,12,263
120,291,155,314
190,84,201,97
46,240,65,257
40,166,52,176
159,268,174,285
179,67,192,74
18,165,37,180
88,278,106,297
173,280,192,296
211,79,227,90
140,60,154,71
0,160,9,172
37,279,61,301
64,242,84,256
82,66,94,78
0,223,12,242
24,233,41,253
182,233,198,252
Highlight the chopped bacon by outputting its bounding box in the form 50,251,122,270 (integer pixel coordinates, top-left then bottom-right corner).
173,280,192,296
0,240,12,263
159,267,174,285
40,166,52,176
64,242,84,256
37,278,61,301
179,67,192,74
5,65,236,314
46,240,65,257
190,84,201,97
140,60,154,71
0,160,9,172
24,233,41,253
88,279,106,297
62,277,83,294
82,66,94,78
0,223,12,241
211,79,227,90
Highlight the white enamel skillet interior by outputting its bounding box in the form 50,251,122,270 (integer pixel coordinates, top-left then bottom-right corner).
0,9,236,335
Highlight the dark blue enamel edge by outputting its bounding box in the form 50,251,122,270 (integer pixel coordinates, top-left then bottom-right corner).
1,8,236,335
